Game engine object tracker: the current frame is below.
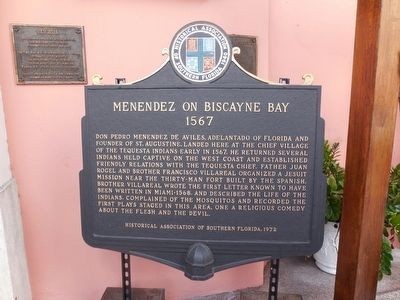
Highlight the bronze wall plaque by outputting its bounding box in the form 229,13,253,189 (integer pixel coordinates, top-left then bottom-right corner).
229,34,257,75
11,25,87,84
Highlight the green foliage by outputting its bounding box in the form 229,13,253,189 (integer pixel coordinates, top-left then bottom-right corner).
379,163,400,280
384,164,400,239
379,237,393,280
323,141,345,222
322,142,399,280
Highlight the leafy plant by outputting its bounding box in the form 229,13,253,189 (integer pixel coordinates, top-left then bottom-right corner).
323,141,345,223
379,164,400,280
322,142,399,280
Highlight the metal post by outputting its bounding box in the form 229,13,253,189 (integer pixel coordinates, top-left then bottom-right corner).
268,259,280,300
121,252,132,300
115,78,126,84
278,78,290,84
115,77,131,300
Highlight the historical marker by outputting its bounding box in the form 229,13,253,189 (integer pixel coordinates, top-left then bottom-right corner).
80,21,325,280
12,24,87,84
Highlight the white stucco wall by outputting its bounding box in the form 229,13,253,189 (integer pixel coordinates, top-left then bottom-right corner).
0,90,11,184
0,88,31,300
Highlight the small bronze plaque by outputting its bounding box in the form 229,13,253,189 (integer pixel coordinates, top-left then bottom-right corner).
11,25,87,84
229,34,257,75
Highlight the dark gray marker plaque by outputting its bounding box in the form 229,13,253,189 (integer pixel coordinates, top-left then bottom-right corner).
80,62,325,280
12,25,87,84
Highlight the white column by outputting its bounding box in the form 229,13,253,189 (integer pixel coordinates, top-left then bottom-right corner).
0,88,32,300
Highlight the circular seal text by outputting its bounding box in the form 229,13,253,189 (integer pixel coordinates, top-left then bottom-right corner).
170,21,231,83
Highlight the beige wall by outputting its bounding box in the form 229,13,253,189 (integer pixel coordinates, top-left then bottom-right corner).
268,0,399,166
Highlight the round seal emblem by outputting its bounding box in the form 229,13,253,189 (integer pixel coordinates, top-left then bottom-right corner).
170,21,231,83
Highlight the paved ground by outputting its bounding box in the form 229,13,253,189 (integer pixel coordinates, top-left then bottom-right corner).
277,249,400,300
188,249,400,300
